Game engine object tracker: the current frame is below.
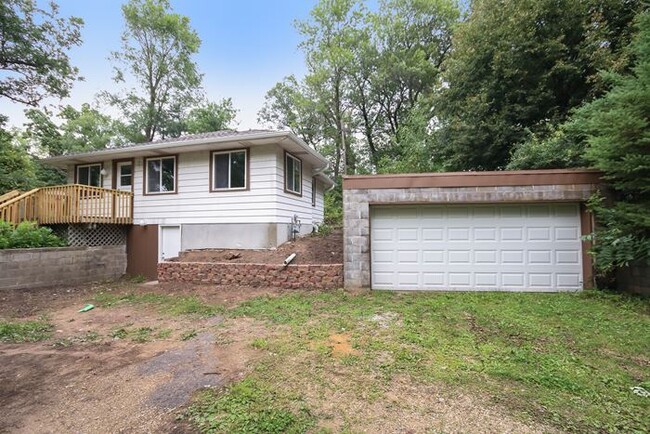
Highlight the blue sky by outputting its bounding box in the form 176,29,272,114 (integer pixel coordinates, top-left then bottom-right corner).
2,0,319,130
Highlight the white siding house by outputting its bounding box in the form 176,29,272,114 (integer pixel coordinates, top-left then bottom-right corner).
49,130,334,261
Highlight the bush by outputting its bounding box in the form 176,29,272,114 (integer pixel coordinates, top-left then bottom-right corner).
0,220,67,249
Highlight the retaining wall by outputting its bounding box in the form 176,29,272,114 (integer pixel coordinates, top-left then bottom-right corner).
617,261,650,295
0,245,127,290
158,262,343,290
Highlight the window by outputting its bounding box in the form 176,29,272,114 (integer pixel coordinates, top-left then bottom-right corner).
285,153,302,195
311,178,317,207
76,164,102,187
145,156,176,194
211,149,247,191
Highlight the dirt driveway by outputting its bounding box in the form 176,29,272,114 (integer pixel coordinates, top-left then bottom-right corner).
0,282,275,433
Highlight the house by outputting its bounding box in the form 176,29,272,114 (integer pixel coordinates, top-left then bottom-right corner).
342,169,601,292
30,129,334,277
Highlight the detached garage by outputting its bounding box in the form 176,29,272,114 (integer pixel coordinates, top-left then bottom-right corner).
343,169,601,292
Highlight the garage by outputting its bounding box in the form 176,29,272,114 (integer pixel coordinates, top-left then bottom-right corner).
342,169,601,291
370,203,583,291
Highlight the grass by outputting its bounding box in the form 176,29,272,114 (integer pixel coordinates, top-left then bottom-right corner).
186,377,314,433
95,291,223,317
187,289,650,433
0,319,53,343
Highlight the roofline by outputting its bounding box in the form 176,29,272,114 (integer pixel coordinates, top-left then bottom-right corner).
44,130,330,168
343,168,602,190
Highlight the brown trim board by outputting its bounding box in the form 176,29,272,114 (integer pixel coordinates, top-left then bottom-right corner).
343,168,602,190
580,203,595,289
127,224,159,280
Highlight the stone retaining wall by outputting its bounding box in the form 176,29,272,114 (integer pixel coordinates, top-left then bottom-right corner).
0,245,126,290
158,261,343,290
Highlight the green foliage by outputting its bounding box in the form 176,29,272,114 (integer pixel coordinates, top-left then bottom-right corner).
507,120,588,170
260,0,459,176
0,0,83,106
23,104,123,156
0,319,53,343
323,184,342,226
436,0,642,170
185,99,238,134
578,11,650,275
228,290,650,432
186,377,314,433
0,221,67,249
0,119,38,193
104,0,203,142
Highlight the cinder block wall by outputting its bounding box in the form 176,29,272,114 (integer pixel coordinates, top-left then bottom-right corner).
0,245,126,290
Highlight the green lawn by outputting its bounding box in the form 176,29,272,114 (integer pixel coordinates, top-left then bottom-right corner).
186,290,649,433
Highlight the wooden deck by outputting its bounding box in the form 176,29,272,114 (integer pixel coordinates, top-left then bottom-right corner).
0,185,133,225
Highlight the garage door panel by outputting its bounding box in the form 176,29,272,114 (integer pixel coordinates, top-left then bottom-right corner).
370,204,582,291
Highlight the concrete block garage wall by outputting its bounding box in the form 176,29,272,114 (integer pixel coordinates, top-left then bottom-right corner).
0,245,126,290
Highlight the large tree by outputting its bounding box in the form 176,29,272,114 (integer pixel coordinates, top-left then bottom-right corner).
0,0,83,106
104,0,203,142
580,11,650,274
435,0,642,171
23,104,122,156
259,0,458,176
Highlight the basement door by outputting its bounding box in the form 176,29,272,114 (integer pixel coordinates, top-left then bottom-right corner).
159,225,181,261
370,204,583,291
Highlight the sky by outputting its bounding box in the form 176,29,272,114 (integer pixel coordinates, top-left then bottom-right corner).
2,0,319,131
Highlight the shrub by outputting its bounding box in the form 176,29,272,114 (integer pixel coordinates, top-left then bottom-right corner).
0,220,67,249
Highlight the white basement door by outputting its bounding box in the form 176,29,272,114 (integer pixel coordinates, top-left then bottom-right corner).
370,204,583,291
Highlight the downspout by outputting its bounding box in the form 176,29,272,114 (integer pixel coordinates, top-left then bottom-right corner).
312,163,336,192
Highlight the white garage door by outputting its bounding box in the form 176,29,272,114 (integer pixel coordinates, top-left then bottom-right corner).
371,204,583,291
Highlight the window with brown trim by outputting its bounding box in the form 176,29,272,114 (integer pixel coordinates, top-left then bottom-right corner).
145,156,176,194
285,153,302,195
76,163,102,187
211,149,247,191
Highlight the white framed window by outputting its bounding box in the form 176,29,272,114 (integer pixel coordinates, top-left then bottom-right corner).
145,156,176,194
285,152,302,196
311,178,317,207
211,149,248,191
76,163,102,187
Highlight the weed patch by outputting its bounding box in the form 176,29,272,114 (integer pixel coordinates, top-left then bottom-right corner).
186,377,314,433
0,320,52,343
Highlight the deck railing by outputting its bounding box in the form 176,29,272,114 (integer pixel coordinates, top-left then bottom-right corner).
0,185,133,225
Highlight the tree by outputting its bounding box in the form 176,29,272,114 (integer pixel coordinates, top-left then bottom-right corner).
24,104,121,156
578,11,650,274
0,0,83,106
435,0,642,171
104,0,203,142
0,117,37,193
185,99,237,134
259,0,459,176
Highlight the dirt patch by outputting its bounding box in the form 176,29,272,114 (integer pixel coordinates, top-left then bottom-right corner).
176,229,343,265
0,283,271,434
328,333,359,358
